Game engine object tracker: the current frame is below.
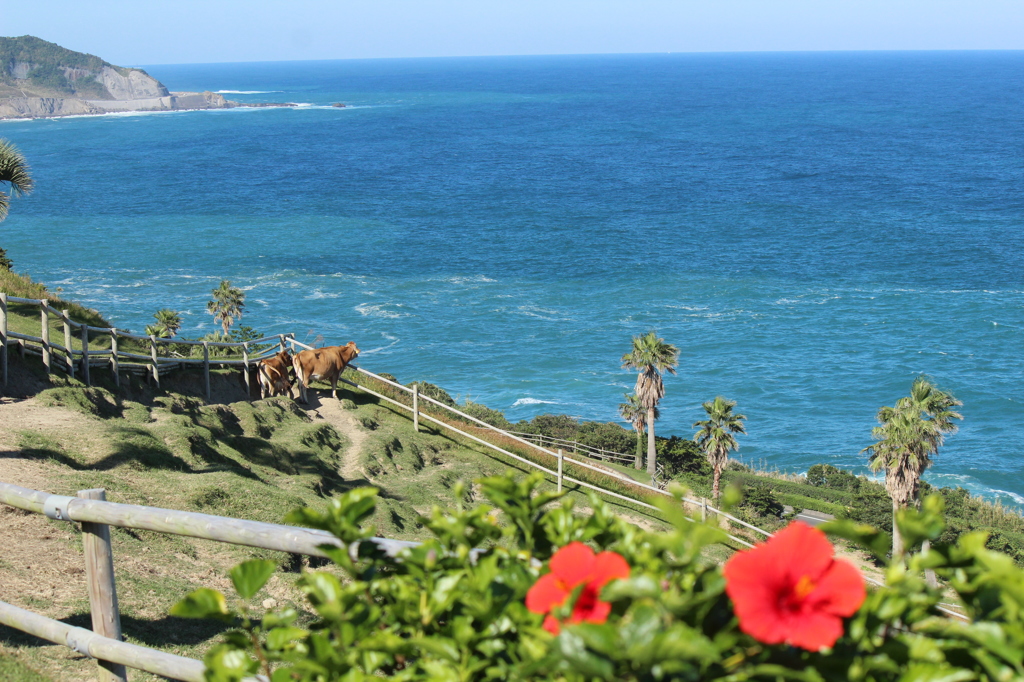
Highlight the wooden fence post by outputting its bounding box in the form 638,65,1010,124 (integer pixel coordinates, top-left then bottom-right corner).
109,329,120,388
203,341,211,401
279,335,286,354
80,324,91,386
62,310,75,379
557,449,563,493
242,342,250,397
149,335,159,388
39,301,50,374
77,488,128,682
0,293,7,388
701,497,707,522
412,383,419,433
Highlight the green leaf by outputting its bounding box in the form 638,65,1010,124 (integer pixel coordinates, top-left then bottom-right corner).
820,519,892,560
170,588,232,622
203,643,257,682
261,607,299,629
266,626,307,651
555,628,614,680
230,559,277,600
602,575,660,601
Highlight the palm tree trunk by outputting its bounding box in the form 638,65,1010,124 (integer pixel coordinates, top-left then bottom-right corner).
713,463,722,501
634,429,643,470
646,407,656,477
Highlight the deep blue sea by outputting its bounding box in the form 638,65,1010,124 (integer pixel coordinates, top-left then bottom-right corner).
2,52,1023,503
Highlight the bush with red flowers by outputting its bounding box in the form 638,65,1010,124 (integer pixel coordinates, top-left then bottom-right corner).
174,473,1024,681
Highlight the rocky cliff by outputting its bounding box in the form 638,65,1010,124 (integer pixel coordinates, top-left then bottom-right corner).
0,36,261,119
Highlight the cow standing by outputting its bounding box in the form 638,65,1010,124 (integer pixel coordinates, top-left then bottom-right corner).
292,341,360,403
257,349,294,399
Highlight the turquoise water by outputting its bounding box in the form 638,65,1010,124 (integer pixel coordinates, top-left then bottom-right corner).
2,52,1023,502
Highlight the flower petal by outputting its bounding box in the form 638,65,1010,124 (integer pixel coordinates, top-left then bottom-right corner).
542,614,562,635
806,557,866,617
590,551,631,589
549,542,597,588
767,522,836,584
526,573,568,614
783,610,845,651
576,599,612,625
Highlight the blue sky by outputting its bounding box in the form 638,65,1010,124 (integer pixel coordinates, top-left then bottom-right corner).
4,1,1024,65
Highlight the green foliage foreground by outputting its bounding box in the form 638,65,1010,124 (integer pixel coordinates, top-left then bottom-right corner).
174,474,1024,681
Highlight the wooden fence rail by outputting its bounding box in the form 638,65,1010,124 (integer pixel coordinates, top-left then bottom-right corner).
0,481,425,681
0,294,289,399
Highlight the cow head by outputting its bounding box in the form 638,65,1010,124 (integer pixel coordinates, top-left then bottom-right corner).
345,341,360,358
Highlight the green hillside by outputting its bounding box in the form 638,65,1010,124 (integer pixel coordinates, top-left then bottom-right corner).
0,35,131,99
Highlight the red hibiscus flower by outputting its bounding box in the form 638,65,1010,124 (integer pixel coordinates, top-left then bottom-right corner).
723,521,866,651
525,542,630,634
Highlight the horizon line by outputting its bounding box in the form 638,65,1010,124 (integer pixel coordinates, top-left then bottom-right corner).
135,47,1024,68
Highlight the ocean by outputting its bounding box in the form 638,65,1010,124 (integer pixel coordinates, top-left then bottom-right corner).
2,52,1022,503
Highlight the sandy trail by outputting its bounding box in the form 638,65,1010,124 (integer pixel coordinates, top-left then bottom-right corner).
299,395,368,480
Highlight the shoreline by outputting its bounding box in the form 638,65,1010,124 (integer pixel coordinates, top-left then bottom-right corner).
0,91,299,121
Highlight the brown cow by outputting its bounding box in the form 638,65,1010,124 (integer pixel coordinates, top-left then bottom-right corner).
257,349,294,399
292,341,360,403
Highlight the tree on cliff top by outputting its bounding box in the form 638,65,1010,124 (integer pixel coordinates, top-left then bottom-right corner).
207,280,245,334
621,330,679,478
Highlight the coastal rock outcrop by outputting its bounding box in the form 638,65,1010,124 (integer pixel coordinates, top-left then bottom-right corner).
97,66,169,100
0,35,292,120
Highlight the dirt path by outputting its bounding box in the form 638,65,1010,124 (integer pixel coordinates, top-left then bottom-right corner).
301,397,368,480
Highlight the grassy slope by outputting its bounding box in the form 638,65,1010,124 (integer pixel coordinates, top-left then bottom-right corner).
0,342,674,679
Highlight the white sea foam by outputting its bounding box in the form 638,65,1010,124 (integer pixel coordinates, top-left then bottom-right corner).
990,489,1024,505
355,303,407,319
306,289,342,299
512,397,559,407
360,332,399,355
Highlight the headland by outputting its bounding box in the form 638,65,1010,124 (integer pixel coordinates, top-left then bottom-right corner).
0,35,295,120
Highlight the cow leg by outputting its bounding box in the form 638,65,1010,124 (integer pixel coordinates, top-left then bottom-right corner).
293,360,307,403
258,367,268,399
330,374,339,400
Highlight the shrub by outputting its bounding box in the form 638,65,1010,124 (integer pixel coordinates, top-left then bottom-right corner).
806,463,863,492
576,421,634,454
657,436,711,479
412,381,456,407
741,483,784,519
461,400,513,429
174,478,1024,681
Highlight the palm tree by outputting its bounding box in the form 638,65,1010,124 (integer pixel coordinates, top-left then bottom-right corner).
207,280,245,334
864,377,962,557
619,393,658,471
693,396,746,501
0,139,33,221
145,309,183,338
0,139,34,270
621,331,679,477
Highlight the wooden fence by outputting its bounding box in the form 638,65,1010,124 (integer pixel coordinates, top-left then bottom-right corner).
0,293,290,400
0,481,421,682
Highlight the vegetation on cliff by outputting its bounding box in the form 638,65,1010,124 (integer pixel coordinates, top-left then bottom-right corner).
0,36,128,99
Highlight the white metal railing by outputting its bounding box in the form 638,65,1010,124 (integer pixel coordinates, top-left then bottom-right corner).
507,431,636,464
286,338,764,548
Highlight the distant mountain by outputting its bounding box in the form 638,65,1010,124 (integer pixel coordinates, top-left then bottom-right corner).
0,36,291,120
